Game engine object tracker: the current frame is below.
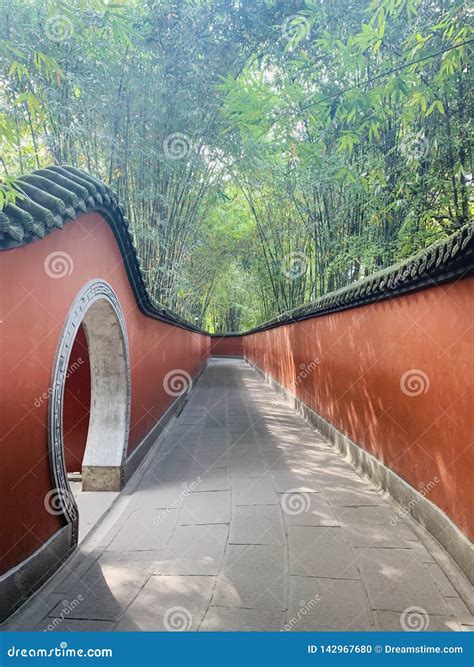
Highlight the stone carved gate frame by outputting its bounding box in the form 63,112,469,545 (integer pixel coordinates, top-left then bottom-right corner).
48,280,131,547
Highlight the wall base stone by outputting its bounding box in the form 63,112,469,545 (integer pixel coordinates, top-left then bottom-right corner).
0,525,73,623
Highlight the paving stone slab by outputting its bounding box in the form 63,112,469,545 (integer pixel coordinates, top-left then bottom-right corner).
281,493,340,527
288,527,359,579
229,455,267,478
93,507,136,549
271,470,320,494
228,443,261,455
229,505,285,545
256,438,287,451
160,444,199,462
231,477,278,505
202,427,227,436
203,421,227,431
114,575,215,631
408,541,437,564
230,436,258,446
189,470,230,492
5,593,69,631
446,597,474,626
316,469,376,487
36,618,114,632
322,486,383,507
222,544,285,573
149,460,193,482
155,525,228,576
212,573,286,611
260,450,289,468
106,509,179,551
288,576,372,631
48,552,158,621
196,440,228,452
177,415,206,423
374,610,461,631
180,491,231,525
228,425,253,433
341,523,414,549
424,563,460,598
175,434,200,445
263,449,327,471
200,606,285,631
172,427,201,438
355,548,451,614
191,451,229,470
47,549,106,594
132,478,193,510
334,505,400,525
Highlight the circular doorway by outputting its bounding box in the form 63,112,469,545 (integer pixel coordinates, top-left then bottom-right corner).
48,280,131,544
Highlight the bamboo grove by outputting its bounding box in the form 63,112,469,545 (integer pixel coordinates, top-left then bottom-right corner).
1,0,472,331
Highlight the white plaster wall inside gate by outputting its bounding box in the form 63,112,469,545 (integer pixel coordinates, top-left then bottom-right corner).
80,294,131,491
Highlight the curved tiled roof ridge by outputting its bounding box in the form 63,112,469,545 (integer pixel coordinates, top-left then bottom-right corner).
0,165,204,332
1,165,473,335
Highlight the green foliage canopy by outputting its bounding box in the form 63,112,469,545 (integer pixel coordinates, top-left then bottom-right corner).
1,0,472,331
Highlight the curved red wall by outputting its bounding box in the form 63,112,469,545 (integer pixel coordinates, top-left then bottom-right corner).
0,212,210,574
243,278,473,541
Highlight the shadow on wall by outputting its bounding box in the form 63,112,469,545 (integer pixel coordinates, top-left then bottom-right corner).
243,279,474,541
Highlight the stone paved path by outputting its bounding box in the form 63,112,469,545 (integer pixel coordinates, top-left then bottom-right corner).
6,359,473,632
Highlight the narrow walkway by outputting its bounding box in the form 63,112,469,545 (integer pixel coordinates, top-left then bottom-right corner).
7,360,472,631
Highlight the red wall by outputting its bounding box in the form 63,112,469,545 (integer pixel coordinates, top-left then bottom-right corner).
0,212,210,574
243,278,473,540
64,325,91,473
210,335,243,356
1,208,471,577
